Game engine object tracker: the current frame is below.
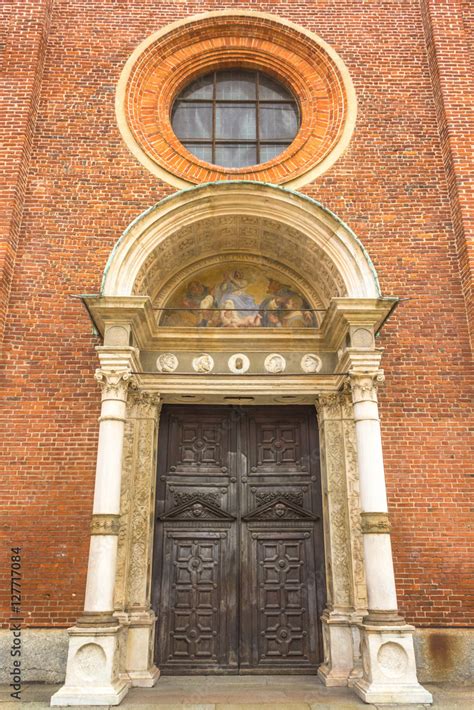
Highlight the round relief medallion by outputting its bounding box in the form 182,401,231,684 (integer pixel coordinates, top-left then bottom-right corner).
156,353,179,372
192,353,215,373
377,642,409,679
228,353,250,374
264,353,286,373
74,643,107,681
116,11,356,188
301,353,322,373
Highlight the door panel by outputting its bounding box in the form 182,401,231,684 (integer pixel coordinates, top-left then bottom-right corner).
158,530,237,672
153,405,324,674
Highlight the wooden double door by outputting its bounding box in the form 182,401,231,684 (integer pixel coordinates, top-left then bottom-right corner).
152,405,325,674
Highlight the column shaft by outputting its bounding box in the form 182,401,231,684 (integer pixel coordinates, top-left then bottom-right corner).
350,373,399,620
82,370,132,618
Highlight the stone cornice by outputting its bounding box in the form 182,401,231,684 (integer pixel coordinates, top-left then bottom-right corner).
83,295,397,355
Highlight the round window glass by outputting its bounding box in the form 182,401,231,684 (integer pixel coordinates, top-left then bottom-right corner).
171,69,300,168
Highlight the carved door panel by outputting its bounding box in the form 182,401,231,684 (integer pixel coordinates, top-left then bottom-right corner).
153,405,324,674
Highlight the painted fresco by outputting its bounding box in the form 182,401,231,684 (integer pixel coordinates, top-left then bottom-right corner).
159,263,318,328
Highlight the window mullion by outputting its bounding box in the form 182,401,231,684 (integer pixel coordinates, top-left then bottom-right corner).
256,71,260,164
212,71,217,164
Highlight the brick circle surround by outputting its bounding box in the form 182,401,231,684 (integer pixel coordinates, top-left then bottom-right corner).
116,12,357,187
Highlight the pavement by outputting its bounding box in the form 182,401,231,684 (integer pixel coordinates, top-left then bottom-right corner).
0,676,472,709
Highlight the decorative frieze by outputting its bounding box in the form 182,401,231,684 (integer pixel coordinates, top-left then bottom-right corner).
90,514,121,536
361,512,392,534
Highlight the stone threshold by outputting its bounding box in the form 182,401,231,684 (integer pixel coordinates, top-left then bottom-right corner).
1,678,472,709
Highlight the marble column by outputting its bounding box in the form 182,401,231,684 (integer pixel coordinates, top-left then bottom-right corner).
51,366,135,706
349,371,432,705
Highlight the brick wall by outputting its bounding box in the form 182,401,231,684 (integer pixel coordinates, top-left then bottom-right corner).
0,0,472,628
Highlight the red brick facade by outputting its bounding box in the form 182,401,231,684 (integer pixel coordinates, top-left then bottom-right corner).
1,0,473,633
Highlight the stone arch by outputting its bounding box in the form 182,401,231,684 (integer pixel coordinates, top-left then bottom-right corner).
101,182,381,304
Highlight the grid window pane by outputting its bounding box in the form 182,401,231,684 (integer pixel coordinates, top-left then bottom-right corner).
259,104,299,140
259,74,291,100
179,74,214,100
183,143,213,162
260,143,290,163
171,70,299,168
172,103,212,140
216,70,256,100
215,104,257,140
215,144,257,168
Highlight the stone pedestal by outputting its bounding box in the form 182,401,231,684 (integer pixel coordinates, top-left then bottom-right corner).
354,624,433,704
318,609,355,686
50,625,129,706
125,611,160,687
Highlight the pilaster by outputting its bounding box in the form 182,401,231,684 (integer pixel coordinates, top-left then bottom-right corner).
316,392,363,687
115,390,161,687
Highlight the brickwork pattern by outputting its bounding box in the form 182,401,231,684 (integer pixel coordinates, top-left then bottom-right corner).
0,0,472,629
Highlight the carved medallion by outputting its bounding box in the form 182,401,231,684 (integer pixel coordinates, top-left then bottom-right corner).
301,353,322,373
192,354,214,373
156,353,178,372
228,353,250,374
264,353,286,374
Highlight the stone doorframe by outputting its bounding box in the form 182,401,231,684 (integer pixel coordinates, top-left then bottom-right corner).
113,381,367,688
51,183,432,706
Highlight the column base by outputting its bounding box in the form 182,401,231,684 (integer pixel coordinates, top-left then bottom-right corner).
127,665,160,688
318,609,355,687
50,678,129,706
50,623,130,707
123,610,160,687
353,622,433,705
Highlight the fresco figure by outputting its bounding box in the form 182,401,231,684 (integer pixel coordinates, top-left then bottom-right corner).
259,279,316,327
214,270,262,327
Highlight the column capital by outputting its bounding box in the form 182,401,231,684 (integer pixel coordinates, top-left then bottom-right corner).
94,369,137,401
315,391,345,420
347,370,385,404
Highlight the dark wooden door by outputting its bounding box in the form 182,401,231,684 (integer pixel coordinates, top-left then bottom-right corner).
152,405,325,674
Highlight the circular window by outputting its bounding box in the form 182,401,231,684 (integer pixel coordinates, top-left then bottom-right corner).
117,12,357,187
171,70,300,168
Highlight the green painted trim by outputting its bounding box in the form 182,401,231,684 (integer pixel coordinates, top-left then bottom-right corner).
100,181,381,296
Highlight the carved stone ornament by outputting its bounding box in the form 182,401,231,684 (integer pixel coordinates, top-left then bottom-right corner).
127,389,161,418
301,353,322,374
94,369,136,399
192,353,214,373
360,512,391,534
228,353,250,374
91,514,121,536
315,392,345,421
156,353,178,373
264,353,286,373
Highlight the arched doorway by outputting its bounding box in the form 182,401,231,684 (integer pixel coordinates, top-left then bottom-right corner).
52,182,431,706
